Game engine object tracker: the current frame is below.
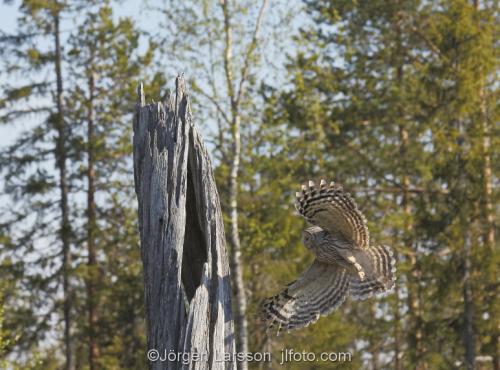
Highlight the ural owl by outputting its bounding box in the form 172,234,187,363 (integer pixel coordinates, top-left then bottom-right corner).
263,179,396,331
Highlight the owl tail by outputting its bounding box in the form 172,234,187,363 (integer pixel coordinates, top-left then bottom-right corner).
349,245,396,300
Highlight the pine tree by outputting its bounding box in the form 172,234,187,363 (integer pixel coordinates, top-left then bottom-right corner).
263,0,498,368
412,2,498,368
0,1,164,368
64,3,164,368
0,1,82,367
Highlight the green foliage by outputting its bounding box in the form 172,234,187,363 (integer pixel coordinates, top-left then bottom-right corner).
254,0,498,368
0,0,497,369
0,1,164,368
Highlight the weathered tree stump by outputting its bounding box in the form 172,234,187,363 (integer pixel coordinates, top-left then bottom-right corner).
133,76,235,370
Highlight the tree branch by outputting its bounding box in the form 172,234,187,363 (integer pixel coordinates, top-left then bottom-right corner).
235,0,269,107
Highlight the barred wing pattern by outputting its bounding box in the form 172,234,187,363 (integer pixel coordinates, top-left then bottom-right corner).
295,179,370,249
350,245,397,300
263,179,396,332
263,261,350,331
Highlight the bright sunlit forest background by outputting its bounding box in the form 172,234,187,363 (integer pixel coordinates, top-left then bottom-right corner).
0,0,498,369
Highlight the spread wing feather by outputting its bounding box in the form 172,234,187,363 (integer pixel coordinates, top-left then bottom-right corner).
350,245,397,300
295,179,370,248
262,260,350,331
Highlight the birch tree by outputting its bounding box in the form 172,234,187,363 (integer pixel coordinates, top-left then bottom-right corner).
151,1,289,366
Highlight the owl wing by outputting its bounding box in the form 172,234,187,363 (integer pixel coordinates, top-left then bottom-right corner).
295,179,370,249
349,245,397,300
262,260,350,331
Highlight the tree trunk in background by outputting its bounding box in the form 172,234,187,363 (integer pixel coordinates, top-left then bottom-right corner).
481,85,499,370
454,109,475,370
391,190,402,370
133,77,235,370
228,112,248,367
399,125,424,369
462,229,475,370
369,303,379,370
86,70,100,370
393,249,401,370
53,7,73,370
480,88,495,249
395,43,422,366
220,1,248,366
393,29,408,369
475,2,497,365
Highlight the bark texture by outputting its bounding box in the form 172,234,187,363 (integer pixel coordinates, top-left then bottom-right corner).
462,230,475,370
133,77,235,370
219,2,269,364
219,2,248,364
86,70,100,370
52,7,73,370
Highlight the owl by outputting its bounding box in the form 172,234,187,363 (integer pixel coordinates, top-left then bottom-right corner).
263,179,396,332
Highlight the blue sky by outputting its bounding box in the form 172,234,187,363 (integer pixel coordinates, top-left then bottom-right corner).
0,3,17,31
0,0,158,148
0,0,304,149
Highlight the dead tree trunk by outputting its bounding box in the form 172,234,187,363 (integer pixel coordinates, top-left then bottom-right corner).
133,76,235,370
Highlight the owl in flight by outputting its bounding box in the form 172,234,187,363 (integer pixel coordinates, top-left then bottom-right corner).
263,179,396,332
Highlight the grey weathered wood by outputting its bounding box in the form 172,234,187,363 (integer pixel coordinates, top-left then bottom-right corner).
133,76,235,370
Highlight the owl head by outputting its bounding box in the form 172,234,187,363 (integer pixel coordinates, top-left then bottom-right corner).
301,226,324,250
